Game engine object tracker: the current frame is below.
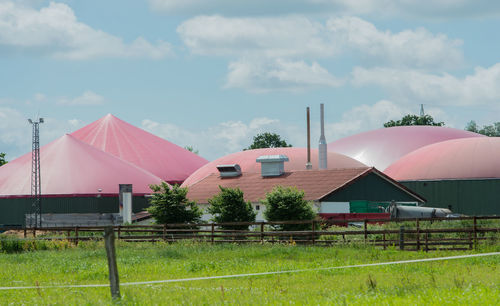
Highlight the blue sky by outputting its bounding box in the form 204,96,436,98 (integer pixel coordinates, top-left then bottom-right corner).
1,0,500,161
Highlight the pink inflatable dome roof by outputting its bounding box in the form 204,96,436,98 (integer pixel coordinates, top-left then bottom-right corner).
0,134,163,197
71,114,208,184
328,126,484,171
182,147,366,186
385,137,500,181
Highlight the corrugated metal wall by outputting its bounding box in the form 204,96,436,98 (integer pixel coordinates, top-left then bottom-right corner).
0,196,151,226
401,179,500,215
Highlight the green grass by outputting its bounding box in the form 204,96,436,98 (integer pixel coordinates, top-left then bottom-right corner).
0,241,499,305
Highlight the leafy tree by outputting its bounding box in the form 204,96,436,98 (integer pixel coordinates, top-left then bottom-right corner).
244,132,292,150
207,186,256,230
184,145,199,155
384,114,444,128
465,120,500,136
262,186,316,231
0,153,6,166
147,182,202,225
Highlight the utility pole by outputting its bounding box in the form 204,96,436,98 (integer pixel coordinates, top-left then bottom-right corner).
28,118,43,228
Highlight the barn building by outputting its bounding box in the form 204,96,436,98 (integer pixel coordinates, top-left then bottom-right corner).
385,137,500,215
185,154,425,221
0,114,207,227
182,147,366,186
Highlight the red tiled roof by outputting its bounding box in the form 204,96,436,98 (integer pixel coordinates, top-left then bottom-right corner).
187,167,377,204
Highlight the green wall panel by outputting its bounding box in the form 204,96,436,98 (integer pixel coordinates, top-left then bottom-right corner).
324,173,421,203
0,196,152,226
401,179,500,215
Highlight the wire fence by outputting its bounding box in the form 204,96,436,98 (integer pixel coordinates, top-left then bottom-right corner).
1,216,499,251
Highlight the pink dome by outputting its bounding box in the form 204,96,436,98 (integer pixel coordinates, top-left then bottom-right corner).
328,126,484,171
182,147,366,186
385,137,500,180
71,114,208,184
0,134,163,197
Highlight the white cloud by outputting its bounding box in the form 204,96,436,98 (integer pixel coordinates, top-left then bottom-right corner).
325,100,410,140
57,91,105,106
225,59,343,93
178,15,335,58
150,0,500,18
178,15,461,92
141,117,300,160
0,1,172,59
352,64,500,106
326,17,463,69
0,107,83,160
178,15,461,68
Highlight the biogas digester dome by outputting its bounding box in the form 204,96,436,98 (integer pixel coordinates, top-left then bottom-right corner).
328,126,484,171
384,137,500,215
182,147,366,187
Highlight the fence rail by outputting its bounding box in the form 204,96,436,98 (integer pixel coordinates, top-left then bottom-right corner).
1,216,499,251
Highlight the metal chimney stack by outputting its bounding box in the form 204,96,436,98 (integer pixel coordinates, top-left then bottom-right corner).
306,107,312,170
318,103,327,170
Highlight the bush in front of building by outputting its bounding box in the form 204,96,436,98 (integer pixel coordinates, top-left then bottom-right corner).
262,186,316,232
208,186,256,231
147,182,202,225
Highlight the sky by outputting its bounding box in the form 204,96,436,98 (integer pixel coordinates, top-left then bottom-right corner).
1,0,500,161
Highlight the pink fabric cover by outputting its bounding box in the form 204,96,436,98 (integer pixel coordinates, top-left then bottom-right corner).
0,134,163,197
328,126,483,171
71,114,208,184
385,137,500,180
182,147,366,187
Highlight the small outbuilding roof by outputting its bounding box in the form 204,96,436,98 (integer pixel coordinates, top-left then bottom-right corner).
187,167,425,204
328,126,484,171
71,114,208,184
385,137,500,181
182,147,366,187
0,134,163,197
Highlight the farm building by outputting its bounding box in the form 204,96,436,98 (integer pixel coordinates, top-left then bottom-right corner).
0,134,163,226
328,126,483,170
385,137,500,215
0,114,207,227
71,114,208,185
185,155,425,221
182,147,367,186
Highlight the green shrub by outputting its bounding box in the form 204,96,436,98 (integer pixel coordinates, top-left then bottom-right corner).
208,186,256,230
262,186,316,231
147,182,202,225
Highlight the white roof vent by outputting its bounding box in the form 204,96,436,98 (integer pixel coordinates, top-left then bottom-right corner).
216,164,242,178
256,155,289,177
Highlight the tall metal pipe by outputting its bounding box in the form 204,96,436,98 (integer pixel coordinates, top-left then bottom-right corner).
318,103,327,170
306,107,312,170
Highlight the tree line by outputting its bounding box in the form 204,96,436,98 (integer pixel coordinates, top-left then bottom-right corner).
147,183,315,231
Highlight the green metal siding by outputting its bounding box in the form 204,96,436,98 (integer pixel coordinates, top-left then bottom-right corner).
0,196,152,226
324,173,421,203
401,179,500,215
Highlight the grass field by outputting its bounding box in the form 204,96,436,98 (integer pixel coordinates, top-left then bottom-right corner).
0,240,499,305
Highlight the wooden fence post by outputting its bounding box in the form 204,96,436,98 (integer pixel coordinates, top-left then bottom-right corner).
416,218,420,251
211,223,215,244
473,216,477,249
399,226,405,250
425,232,429,252
312,220,316,245
260,222,264,244
104,227,120,299
74,227,79,246
364,219,368,244
383,232,386,250
23,228,27,238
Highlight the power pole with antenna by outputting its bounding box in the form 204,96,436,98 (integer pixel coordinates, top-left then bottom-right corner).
28,117,43,228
